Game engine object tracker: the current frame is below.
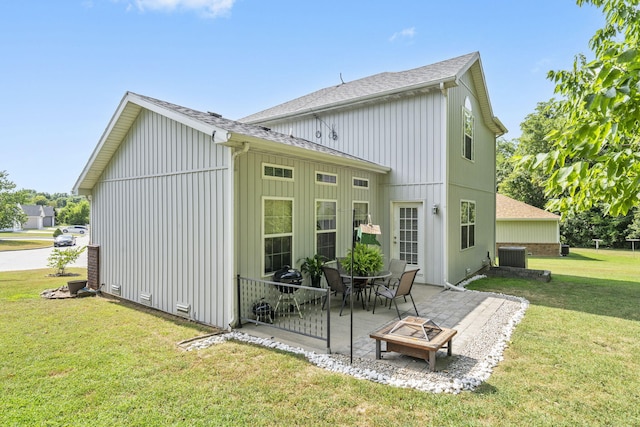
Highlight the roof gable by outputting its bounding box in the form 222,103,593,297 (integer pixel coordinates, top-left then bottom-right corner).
20,204,44,217
74,92,388,194
496,194,560,221
241,52,506,135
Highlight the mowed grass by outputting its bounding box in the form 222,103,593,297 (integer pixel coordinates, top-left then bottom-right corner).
0,229,55,251
1,250,640,426
0,239,53,251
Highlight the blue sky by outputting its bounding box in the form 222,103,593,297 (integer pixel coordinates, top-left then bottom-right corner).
0,0,605,194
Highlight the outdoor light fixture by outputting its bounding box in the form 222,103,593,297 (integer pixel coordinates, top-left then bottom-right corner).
432,204,439,215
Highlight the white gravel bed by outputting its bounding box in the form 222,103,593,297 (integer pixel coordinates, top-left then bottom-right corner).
181,288,528,394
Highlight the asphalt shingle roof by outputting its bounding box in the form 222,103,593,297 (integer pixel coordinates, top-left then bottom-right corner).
134,93,379,165
496,194,560,220
241,52,478,124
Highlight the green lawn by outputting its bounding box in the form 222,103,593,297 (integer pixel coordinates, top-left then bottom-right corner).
1,250,639,426
0,229,55,251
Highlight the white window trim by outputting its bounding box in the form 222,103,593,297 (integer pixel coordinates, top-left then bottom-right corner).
462,105,475,162
460,199,476,251
315,171,338,185
352,201,369,229
315,199,337,256
352,177,369,189
262,196,295,276
262,162,294,181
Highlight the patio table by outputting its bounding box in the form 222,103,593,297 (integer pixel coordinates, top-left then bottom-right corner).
340,270,391,310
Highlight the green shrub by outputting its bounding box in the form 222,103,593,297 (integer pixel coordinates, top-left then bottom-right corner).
342,243,384,276
53,228,62,238
47,246,86,276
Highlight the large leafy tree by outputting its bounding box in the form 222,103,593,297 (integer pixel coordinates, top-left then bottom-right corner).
0,171,27,230
500,101,563,209
523,0,640,216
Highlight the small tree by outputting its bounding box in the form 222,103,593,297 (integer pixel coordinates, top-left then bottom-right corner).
0,171,27,230
47,246,86,276
52,228,62,238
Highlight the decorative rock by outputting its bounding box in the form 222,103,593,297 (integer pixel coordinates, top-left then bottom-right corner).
182,290,529,394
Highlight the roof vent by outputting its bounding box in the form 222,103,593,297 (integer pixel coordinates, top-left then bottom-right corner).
207,111,222,118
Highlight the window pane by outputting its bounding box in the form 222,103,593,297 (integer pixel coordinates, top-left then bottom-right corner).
461,202,469,224
461,225,468,249
264,199,293,274
265,199,292,234
317,232,336,260
353,202,368,227
265,236,292,273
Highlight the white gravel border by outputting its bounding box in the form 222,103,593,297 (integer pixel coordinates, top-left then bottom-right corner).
182,285,529,394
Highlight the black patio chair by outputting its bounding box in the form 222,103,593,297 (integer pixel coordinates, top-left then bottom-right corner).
372,268,420,319
321,265,353,316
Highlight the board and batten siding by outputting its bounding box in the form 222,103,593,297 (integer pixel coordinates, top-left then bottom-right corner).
256,91,446,284
446,72,496,284
91,109,232,328
234,150,378,283
496,221,560,244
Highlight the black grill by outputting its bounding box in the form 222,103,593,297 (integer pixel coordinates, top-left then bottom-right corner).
273,265,303,293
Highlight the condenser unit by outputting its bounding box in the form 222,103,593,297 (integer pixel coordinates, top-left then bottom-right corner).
498,246,528,268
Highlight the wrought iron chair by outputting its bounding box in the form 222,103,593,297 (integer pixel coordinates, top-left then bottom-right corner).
372,268,420,319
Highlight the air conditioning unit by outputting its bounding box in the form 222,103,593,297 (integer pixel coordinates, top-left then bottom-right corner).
498,246,527,268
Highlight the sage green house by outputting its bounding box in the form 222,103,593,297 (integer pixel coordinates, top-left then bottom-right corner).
74,52,505,329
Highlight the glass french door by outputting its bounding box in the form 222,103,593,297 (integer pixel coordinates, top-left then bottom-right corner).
392,203,423,271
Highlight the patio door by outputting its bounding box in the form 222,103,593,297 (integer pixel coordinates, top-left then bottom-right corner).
391,203,423,275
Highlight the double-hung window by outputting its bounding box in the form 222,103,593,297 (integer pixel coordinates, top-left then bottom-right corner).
264,198,293,275
316,200,336,260
461,200,476,250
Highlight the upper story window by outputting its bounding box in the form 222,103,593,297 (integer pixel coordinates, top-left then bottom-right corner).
353,178,369,189
463,97,474,161
316,172,337,185
461,200,476,250
263,163,294,180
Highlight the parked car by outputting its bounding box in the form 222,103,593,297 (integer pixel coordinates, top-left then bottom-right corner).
62,225,88,234
54,234,76,247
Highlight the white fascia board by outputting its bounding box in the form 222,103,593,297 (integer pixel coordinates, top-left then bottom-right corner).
223,134,390,174
73,93,136,195
72,92,231,195
127,93,231,143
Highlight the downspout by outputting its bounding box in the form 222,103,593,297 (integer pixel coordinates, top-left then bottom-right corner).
229,141,250,329
232,142,250,161
439,81,449,286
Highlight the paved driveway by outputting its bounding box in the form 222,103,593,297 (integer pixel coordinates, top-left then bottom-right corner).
0,235,89,272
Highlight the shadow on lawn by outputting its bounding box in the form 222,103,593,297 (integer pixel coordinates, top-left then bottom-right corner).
562,252,602,261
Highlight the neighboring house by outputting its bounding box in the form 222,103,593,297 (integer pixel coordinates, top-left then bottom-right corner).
73,52,505,329
496,194,561,256
42,206,56,227
19,204,55,229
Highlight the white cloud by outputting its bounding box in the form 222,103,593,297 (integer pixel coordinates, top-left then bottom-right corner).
390,27,416,42
124,0,235,18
